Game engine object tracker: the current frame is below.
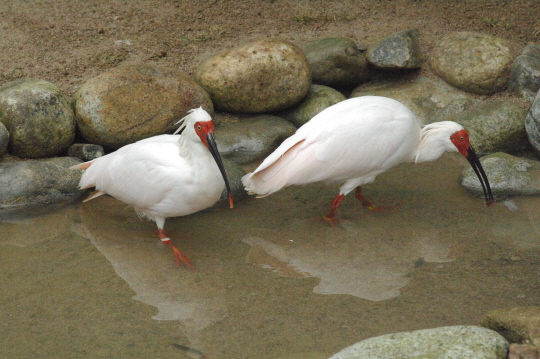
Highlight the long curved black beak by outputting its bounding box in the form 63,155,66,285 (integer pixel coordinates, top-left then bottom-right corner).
206,133,233,208
466,146,494,206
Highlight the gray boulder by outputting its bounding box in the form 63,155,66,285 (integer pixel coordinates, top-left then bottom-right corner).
0,79,75,158
482,307,540,348
509,44,540,102
461,152,540,197
68,143,105,161
194,39,311,113
350,75,470,125
0,157,86,214
367,29,423,70
300,37,369,87
0,122,8,156
73,64,213,150
430,32,514,95
525,89,540,154
279,85,346,127
328,326,508,359
431,98,481,123
455,101,529,153
214,114,296,164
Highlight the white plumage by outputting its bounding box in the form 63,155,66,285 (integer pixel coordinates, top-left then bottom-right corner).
242,96,493,224
72,107,233,267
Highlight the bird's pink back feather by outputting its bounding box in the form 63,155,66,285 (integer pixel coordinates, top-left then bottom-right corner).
243,96,422,197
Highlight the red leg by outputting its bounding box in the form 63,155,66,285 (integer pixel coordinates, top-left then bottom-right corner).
354,186,395,213
157,229,194,268
321,194,345,226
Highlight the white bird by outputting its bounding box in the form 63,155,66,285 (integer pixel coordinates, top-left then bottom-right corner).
71,107,233,267
242,96,493,225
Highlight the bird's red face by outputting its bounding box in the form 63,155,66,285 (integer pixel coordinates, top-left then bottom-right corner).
450,129,470,158
194,121,215,147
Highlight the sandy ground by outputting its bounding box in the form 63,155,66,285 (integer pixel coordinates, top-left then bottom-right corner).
0,0,539,99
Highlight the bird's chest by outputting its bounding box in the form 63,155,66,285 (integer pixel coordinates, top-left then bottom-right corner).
165,158,224,213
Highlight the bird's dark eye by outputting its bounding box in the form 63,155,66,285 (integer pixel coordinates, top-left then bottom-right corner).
460,136,464,141
197,125,202,131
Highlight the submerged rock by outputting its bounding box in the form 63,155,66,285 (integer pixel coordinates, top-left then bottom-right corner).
328,326,508,359
430,32,513,95
0,79,75,158
194,38,311,113
279,85,346,127
73,64,213,150
460,152,540,197
482,307,540,349
0,157,86,214
214,114,296,164
367,29,423,70
300,37,369,88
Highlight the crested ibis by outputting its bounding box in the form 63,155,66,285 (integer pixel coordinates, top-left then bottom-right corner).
242,96,493,225
72,107,233,267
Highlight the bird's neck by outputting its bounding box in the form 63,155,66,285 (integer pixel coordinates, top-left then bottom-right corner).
177,133,212,160
414,126,451,163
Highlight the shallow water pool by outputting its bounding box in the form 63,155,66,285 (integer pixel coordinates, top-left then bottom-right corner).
1,154,539,358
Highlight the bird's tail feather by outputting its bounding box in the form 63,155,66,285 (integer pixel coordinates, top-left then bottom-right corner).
70,160,100,190
70,162,92,170
83,190,106,202
242,140,310,197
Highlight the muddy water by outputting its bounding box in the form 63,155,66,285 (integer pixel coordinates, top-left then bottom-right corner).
1,153,540,359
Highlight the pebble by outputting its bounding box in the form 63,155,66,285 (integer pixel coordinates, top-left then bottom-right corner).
68,143,105,161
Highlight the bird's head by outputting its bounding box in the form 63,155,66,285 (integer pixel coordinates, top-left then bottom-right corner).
175,107,234,208
449,128,471,158
417,121,494,206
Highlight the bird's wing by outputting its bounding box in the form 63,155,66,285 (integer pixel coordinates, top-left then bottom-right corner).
241,133,314,196
242,96,421,196
73,134,181,184
246,97,377,179
132,134,180,144
80,140,191,211
311,103,421,181
253,135,311,179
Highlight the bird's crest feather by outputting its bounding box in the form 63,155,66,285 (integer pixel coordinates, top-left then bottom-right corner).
173,107,211,135
415,121,463,163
